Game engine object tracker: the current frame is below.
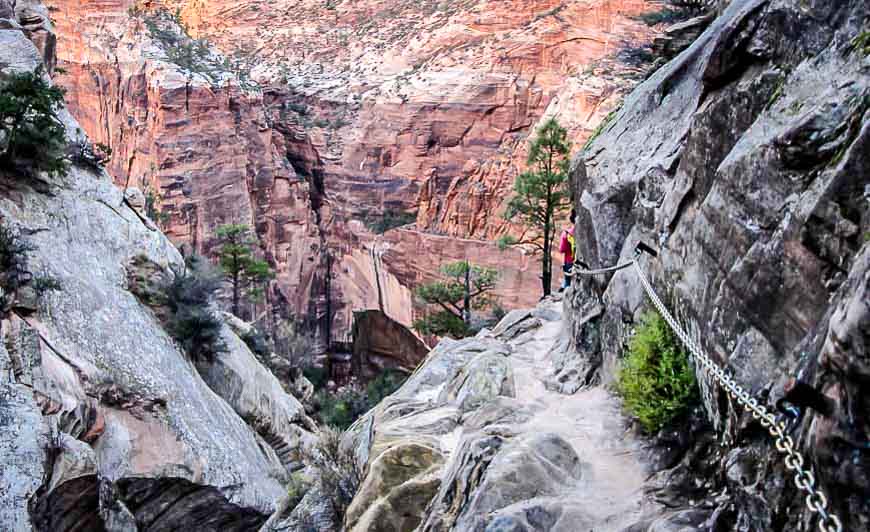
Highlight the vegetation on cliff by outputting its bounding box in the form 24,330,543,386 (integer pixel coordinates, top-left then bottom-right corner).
500,118,572,297
0,69,68,177
215,223,274,318
616,311,699,432
413,260,498,338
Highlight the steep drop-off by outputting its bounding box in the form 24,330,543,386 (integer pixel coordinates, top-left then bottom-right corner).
48,0,660,345
0,4,315,529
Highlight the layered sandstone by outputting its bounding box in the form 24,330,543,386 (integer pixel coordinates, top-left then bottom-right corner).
48,0,659,344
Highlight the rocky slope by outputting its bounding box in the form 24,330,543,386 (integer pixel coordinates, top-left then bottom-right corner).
562,0,869,529
0,5,315,529
47,0,660,346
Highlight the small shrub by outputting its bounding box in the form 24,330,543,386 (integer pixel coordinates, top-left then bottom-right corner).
69,139,111,170
412,310,470,339
162,255,227,362
616,310,698,432
0,223,34,311
365,369,406,405
241,328,270,358
303,365,329,390
362,209,416,234
285,470,309,513
315,387,369,430
273,318,317,375
0,69,68,177
305,426,362,521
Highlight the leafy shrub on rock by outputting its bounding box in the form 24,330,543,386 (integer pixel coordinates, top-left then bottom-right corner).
0,69,68,177
616,310,698,432
162,255,226,362
305,426,362,522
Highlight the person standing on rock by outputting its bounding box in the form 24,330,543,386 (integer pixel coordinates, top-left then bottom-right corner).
559,209,576,292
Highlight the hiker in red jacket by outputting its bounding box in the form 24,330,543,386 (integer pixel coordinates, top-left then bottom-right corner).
559,209,576,292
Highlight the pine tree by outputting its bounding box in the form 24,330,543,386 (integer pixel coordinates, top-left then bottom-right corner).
499,118,572,297
215,224,273,317
0,68,68,176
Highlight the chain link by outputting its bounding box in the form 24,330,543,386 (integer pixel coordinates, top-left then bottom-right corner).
570,257,843,532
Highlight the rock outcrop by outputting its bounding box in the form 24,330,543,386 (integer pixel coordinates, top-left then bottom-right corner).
0,9,314,530
563,0,869,529
46,0,661,346
343,298,652,532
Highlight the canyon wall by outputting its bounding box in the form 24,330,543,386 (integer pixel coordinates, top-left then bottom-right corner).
47,0,658,344
0,5,315,528
562,0,869,529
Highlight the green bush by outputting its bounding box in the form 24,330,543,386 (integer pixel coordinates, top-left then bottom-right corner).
0,69,68,177
315,388,369,430
163,255,227,362
362,209,416,234
0,223,32,300
303,365,329,390
365,369,406,405
616,311,698,432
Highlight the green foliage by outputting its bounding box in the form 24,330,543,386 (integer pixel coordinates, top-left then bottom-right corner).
163,255,227,362
362,209,416,234
0,69,69,177
139,9,228,85
69,139,111,170
304,426,362,521
365,369,406,405
850,30,870,56
144,187,171,226
582,107,619,151
285,471,309,514
215,224,274,316
413,310,470,338
616,311,698,432
315,369,407,430
0,223,32,300
315,387,369,430
502,118,571,296
303,365,329,390
413,261,498,338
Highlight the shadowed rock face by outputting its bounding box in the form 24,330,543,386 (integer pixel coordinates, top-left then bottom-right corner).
0,9,314,530
46,0,660,345
563,0,869,528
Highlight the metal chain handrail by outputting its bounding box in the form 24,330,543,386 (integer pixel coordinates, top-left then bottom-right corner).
571,252,843,532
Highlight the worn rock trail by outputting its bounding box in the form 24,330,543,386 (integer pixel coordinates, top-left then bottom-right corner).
507,300,649,531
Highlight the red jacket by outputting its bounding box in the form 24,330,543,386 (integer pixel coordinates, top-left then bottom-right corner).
559,227,574,264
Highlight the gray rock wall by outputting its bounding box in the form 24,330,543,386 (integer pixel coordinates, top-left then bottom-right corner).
564,0,868,529
0,9,313,530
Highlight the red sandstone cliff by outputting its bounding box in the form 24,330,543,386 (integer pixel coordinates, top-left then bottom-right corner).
48,0,657,344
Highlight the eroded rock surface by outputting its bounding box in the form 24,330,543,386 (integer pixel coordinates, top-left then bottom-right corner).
0,17,313,531
564,0,870,529
345,299,652,531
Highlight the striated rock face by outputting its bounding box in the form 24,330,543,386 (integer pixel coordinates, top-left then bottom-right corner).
0,14,314,530
563,0,869,529
47,0,660,345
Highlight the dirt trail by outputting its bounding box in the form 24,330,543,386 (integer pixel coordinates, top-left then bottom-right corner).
508,300,650,531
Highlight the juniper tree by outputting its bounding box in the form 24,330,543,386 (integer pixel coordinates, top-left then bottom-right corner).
499,118,572,297
412,261,498,338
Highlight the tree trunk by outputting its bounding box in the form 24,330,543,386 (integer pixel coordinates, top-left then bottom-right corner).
542,216,551,297
232,270,240,316
463,261,471,324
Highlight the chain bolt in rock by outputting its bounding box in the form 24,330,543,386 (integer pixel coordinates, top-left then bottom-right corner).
572,253,843,532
